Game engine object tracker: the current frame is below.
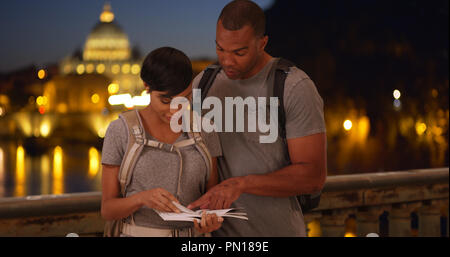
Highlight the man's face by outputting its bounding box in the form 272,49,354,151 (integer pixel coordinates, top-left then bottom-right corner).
216,20,267,80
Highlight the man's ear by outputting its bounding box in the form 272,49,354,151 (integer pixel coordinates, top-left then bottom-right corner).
260,35,269,51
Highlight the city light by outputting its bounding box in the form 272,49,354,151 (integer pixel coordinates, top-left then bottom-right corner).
38,106,46,114
0,106,4,117
91,93,100,104
131,64,140,75
393,89,401,99
76,64,85,74
111,64,120,74
108,83,119,94
108,93,132,106
357,116,370,143
36,96,48,106
343,120,353,131
122,63,130,74
132,95,150,106
96,63,105,74
86,63,94,73
97,128,106,138
100,2,114,23
415,122,427,136
37,69,46,79
306,220,321,237
40,122,51,137
107,93,149,108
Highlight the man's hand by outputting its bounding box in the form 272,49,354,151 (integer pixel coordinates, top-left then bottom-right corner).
187,177,245,210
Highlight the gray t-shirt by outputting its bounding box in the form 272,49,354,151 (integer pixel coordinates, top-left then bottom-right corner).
192,58,326,236
101,111,222,229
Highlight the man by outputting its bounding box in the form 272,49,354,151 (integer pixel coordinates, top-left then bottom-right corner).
188,0,327,236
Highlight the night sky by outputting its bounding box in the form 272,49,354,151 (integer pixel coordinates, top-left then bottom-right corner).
0,0,275,73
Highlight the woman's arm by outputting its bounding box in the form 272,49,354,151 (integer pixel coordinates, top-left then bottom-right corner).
101,164,181,221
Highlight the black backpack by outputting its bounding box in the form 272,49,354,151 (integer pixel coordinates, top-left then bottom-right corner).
197,58,321,213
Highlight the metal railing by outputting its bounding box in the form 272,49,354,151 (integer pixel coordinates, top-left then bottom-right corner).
0,167,448,237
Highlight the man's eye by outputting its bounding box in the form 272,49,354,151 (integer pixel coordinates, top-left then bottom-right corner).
235,52,246,57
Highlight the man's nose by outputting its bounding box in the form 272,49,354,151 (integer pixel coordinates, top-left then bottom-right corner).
221,52,235,67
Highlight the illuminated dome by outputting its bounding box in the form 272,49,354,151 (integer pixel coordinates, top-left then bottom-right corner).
83,3,131,61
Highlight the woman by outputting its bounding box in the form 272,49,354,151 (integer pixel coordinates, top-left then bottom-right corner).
101,47,223,237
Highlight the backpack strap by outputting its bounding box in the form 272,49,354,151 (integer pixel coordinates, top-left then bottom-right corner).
188,110,213,188
273,58,295,139
198,63,221,103
119,109,213,200
118,110,146,197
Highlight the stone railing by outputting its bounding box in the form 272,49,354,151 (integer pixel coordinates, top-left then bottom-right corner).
0,167,448,237
305,167,449,237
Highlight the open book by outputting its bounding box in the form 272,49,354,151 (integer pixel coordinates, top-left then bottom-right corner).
155,201,248,222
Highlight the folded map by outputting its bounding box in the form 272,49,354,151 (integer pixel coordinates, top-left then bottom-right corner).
155,201,248,222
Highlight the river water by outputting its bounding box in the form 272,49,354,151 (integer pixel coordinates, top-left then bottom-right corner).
0,141,102,198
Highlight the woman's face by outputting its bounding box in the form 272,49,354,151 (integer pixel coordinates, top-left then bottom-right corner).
148,84,192,125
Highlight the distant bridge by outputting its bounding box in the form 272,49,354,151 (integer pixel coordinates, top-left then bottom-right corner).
0,111,119,143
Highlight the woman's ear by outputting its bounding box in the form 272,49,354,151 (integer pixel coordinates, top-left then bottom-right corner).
144,82,151,93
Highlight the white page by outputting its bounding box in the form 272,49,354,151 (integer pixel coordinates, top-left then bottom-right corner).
155,201,248,222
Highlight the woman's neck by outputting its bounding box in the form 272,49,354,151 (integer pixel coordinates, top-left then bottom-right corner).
139,106,181,143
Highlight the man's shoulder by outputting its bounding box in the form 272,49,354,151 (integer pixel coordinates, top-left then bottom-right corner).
192,70,205,89
285,65,311,84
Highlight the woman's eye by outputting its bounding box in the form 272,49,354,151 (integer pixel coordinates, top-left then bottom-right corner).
161,98,171,104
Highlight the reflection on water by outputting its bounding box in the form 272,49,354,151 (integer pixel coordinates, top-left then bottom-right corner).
0,147,4,196
88,147,100,178
0,142,102,198
53,146,64,195
40,155,50,195
15,146,25,196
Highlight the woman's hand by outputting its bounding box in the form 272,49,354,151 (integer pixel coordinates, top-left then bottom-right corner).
193,211,223,234
136,188,181,213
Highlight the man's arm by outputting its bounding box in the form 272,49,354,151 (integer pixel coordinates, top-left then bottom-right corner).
187,132,327,210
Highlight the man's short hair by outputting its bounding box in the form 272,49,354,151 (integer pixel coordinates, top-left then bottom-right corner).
218,0,266,37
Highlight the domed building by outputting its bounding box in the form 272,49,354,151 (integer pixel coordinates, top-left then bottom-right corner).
10,2,215,142
59,3,144,97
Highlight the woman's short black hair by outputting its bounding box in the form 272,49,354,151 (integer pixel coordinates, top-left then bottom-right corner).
140,47,192,98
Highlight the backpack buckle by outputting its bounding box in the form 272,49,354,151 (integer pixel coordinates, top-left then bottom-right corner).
132,126,142,135
135,136,146,145
193,133,202,143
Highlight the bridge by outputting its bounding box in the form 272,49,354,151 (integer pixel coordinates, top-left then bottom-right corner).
0,167,448,237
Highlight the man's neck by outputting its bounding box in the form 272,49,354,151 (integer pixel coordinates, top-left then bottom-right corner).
241,52,272,80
